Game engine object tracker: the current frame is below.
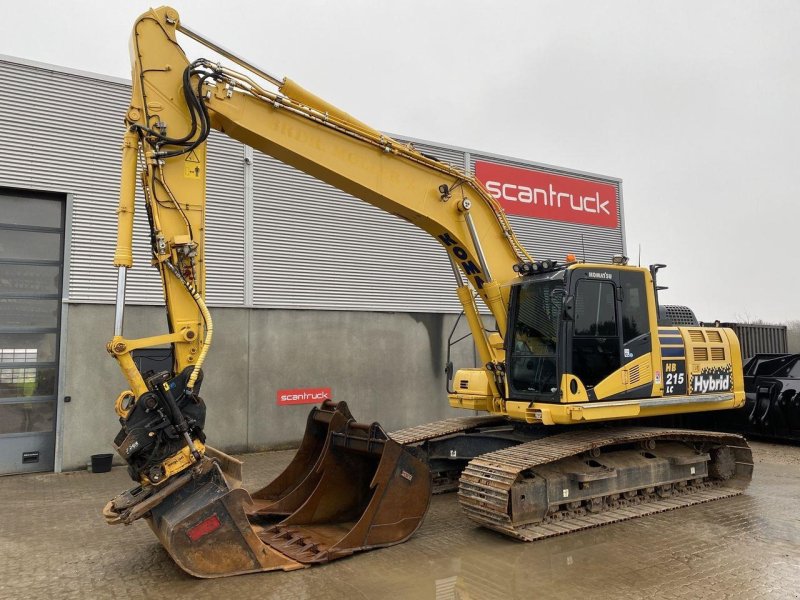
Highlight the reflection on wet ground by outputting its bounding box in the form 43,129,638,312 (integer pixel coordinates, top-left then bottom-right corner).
1,444,798,599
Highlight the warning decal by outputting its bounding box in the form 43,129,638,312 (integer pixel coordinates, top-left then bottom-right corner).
184,150,202,179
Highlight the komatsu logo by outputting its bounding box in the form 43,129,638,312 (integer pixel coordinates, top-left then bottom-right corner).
587,272,612,280
691,366,733,394
437,232,485,290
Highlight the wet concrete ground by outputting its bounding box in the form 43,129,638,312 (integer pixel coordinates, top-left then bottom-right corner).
1,441,798,600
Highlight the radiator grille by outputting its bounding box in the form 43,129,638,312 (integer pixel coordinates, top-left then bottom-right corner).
688,330,706,343
707,330,723,343
711,347,726,361
694,347,709,362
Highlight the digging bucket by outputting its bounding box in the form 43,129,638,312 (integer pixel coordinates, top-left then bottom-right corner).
106,400,431,577
255,419,432,563
247,400,354,518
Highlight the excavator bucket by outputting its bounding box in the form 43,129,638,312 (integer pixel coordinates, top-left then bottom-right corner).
253,415,432,563
105,400,432,578
246,400,355,518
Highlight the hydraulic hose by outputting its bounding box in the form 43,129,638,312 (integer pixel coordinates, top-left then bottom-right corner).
187,291,212,391
163,261,213,393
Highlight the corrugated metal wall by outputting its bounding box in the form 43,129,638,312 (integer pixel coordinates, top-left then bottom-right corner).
0,60,128,301
251,153,458,311
0,57,625,314
0,58,245,307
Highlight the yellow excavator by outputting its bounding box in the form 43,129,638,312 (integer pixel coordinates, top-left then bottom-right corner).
103,6,753,577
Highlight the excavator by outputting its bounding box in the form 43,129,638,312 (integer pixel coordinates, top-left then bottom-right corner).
103,6,753,577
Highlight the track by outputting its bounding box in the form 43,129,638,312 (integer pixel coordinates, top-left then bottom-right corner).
390,415,507,445
456,427,752,541
391,421,753,541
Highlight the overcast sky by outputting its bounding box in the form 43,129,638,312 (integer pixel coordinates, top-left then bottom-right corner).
2,1,799,323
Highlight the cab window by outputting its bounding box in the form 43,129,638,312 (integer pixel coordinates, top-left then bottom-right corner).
572,279,621,387
574,280,617,336
507,280,562,397
620,271,648,342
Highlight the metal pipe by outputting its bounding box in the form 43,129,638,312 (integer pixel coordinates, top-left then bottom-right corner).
114,267,127,336
177,24,284,87
464,212,492,283
448,254,464,287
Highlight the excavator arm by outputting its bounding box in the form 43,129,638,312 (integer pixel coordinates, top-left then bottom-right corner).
106,10,540,490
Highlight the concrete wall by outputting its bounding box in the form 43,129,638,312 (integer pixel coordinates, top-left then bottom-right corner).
60,304,478,470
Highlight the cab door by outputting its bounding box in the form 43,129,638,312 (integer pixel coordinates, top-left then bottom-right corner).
566,272,624,400
618,270,654,397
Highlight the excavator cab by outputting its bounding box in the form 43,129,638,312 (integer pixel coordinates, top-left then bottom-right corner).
506,261,657,404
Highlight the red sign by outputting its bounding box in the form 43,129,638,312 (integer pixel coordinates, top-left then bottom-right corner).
186,514,221,542
276,387,331,406
474,160,618,228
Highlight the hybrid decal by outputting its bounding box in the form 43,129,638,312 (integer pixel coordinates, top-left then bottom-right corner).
690,365,733,394
475,160,619,228
438,233,486,290
276,387,332,406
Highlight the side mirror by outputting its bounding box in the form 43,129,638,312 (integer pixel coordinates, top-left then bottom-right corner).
445,361,454,382
563,295,575,321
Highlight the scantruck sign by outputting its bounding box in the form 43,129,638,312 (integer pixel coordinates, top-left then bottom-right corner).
475,160,618,228
276,387,331,406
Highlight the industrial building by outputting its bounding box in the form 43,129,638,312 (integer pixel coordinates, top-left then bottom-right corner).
0,55,624,474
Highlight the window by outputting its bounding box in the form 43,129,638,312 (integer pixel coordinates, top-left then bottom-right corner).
574,280,617,336
0,348,38,394
571,279,620,388
620,271,649,343
508,279,563,397
512,282,562,355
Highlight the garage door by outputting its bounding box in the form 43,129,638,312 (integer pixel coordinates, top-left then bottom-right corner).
0,189,64,474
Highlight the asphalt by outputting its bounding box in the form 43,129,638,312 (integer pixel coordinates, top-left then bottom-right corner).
1,440,798,600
